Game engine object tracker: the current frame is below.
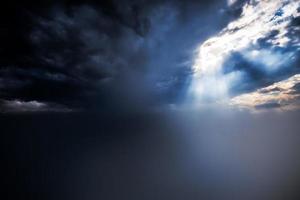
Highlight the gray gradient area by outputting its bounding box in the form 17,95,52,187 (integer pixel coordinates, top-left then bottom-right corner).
2,110,300,200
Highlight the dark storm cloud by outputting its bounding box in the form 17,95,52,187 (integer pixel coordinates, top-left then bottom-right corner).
30,5,148,80
0,0,229,112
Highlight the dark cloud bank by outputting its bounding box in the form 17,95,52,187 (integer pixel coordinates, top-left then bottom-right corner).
0,0,232,112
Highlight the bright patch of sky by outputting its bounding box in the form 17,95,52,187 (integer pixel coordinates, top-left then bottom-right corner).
227,0,238,6
188,0,300,109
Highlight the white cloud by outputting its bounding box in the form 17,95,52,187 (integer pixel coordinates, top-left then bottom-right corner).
188,0,300,104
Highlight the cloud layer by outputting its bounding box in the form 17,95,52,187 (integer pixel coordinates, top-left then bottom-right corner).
230,74,300,111
0,0,228,112
0,99,72,113
1,0,299,112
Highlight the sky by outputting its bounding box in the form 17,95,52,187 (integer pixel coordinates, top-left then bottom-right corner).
1,0,228,113
0,0,299,113
189,0,300,111
1,0,300,200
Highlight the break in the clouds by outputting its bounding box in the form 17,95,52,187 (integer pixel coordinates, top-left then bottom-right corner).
188,0,300,110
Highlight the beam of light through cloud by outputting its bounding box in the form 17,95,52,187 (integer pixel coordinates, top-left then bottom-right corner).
188,0,300,108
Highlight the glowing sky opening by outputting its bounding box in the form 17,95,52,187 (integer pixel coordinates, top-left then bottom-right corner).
188,0,300,110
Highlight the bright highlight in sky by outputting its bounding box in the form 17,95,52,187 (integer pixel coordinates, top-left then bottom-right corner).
189,0,300,110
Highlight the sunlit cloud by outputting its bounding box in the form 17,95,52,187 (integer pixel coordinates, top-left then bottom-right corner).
230,74,300,111
188,0,300,107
